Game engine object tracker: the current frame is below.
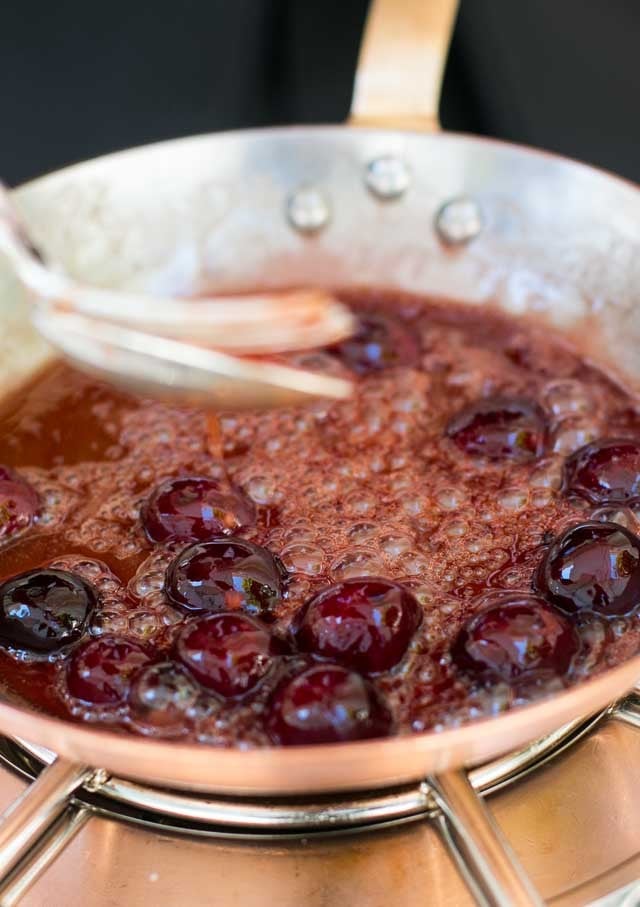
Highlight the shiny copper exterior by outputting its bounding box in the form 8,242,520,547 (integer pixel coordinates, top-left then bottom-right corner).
0,711,638,905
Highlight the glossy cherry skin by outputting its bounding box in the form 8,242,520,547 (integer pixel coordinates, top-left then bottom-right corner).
564,438,640,505
294,578,422,674
446,397,547,461
451,593,579,683
165,537,285,619
0,467,40,540
0,569,95,653
329,313,419,375
535,521,640,618
266,663,392,745
67,636,153,705
176,613,282,698
142,475,254,544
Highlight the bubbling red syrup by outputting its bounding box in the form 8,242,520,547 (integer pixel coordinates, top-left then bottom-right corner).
0,291,637,746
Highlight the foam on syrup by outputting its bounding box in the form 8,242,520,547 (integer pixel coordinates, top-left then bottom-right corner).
0,291,638,742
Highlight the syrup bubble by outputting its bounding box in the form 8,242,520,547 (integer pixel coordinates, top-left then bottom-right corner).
396,551,432,576
128,550,175,604
336,460,369,481
498,488,529,510
399,579,439,607
280,544,326,576
131,570,165,598
331,548,383,580
343,490,377,519
368,454,387,474
436,487,465,510
128,611,161,640
380,534,414,558
282,525,317,546
529,459,563,489
443,520,468,539
284,577,311,603
552,421,600,456
401,494,426,516
544,379,593,419
347,523,379,544
245,475,282,506
391,473,414,493
321,475,340,495
91,611,129,635
591,506,640,532
48,557,107,582
531,489,555,508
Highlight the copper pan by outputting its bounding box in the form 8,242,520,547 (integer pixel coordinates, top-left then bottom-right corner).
1,1,640,904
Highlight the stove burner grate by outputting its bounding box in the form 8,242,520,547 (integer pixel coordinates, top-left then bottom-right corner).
0,711,604,839
0,693,638,906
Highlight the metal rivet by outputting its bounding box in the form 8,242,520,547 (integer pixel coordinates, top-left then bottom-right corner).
365,156,411,200
436,196,483,245
286,185,331,234
84,768,110,792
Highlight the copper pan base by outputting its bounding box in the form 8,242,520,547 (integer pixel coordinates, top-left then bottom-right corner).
0,710,639,906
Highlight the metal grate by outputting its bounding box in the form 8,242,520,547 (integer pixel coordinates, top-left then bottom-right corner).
0,695,638,906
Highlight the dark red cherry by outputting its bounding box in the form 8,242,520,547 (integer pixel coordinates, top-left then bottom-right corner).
535,521,640,617
0,569,95,653
446,397,546,461
176,613,281,697
451,593,579,683
67,636,153,704
294,578,421,674
266,663,392,745
142,476,254,544
0,468,40,539
564,438,640,505
329,313,419,375
165,537,285,619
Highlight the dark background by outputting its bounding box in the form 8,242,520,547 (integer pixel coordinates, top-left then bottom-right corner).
2,1,637,186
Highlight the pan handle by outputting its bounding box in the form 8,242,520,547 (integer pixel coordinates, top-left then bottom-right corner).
350,0,460,131
0,757,100,901
430,769,545,907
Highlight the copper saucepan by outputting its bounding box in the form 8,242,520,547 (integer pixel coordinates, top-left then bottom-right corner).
1,1,640,905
